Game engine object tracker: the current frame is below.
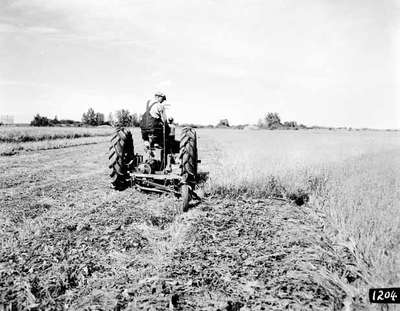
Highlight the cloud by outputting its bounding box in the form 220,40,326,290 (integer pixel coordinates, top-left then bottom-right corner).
0,80,50,87
157,80,173,88
26,26,60,34
0,0,398,127
0,23,61,34
0,22,17,33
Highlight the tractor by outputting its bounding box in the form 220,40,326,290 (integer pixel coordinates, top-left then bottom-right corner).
108,124,199,212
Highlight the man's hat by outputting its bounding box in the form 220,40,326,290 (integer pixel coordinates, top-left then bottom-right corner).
155,92,166,100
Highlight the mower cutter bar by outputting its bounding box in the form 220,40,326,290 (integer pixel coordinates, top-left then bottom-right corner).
131,173,182,180
132,179,181,196
135,184,165,194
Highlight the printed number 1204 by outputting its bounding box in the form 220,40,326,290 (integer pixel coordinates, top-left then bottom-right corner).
369,288,400,304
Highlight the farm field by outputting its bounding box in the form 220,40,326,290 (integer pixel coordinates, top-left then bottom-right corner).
0,126,114,156
0,128,399,310
0,126,114,142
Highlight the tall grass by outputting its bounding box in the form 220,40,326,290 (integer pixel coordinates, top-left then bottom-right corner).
311,151,400,288
0,126,113,143
0,136,110,156
196,128,400,301
0,126,115,156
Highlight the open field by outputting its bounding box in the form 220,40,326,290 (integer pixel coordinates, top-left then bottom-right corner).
0,136,111,156
1,128,399,310
0,126,113,143
0,126,114,156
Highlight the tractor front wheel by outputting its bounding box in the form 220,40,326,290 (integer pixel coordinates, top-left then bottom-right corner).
108,128,134,190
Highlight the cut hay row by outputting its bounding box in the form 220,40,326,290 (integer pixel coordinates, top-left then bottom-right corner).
0,126,114,143
160,198,356,310
0,136,110,156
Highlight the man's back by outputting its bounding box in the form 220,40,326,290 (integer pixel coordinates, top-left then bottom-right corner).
140,93,168,143
149,101,165,120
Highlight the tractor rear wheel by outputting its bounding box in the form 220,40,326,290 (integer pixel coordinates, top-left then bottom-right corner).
109,128,134,190
179,127,198,183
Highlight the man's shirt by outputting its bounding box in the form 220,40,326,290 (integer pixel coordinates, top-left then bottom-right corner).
149,101,166,121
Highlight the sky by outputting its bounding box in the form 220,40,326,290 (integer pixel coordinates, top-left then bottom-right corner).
0,0,399,128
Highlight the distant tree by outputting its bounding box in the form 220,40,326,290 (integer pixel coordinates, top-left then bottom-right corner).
257,113,308,130
31,114,52,126
59,119,78,125
115,109,132,127
131,113,140,127
233,124,247,130
217,119,230,127
82,108,97,126
107,112,114,123
264,113,281,129
30,114,81,127
180,123,203,128
283,121,298,128
95,112,105,125
30,114,40,126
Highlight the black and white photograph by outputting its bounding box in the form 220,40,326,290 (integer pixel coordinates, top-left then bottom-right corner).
0,0,399,310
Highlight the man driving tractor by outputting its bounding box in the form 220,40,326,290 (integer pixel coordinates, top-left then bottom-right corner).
140,92,169,146
140,92,178,172
109,92,199,211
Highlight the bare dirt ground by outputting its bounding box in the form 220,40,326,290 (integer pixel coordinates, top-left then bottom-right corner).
0,141,360,310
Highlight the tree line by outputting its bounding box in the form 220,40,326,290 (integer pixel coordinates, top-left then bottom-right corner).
30,114,80,127
187,113,307,130
30,109,306,130
257,112,307,130
30,108,141,127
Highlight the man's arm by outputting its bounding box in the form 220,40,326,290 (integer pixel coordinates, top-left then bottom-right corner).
160,108,167,123
157,104,167,123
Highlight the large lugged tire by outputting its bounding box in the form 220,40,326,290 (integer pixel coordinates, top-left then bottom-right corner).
108,128,134,190
179,127,197,183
